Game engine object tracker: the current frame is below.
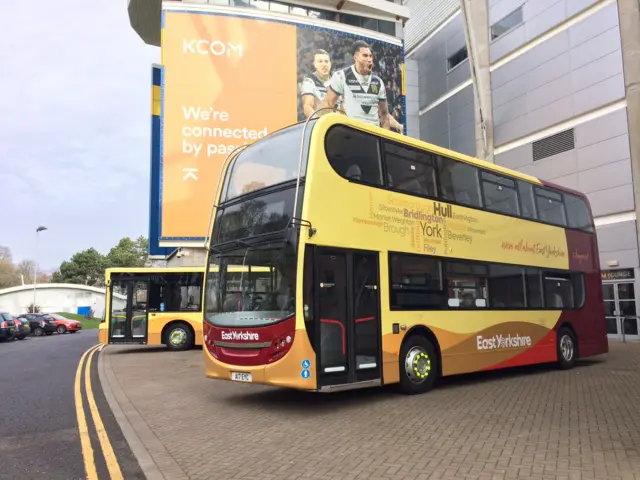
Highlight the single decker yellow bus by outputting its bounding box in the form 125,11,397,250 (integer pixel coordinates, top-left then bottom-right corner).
201,113,608,394
99,265,274,351
99,266,205,351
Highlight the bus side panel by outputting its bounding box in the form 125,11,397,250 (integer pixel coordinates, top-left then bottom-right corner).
380,311,561,379
437,315,559,376
565,229,608,358
98,323,108,345
147,312,204,346
574,270,609,357
478,328,558,372
381,333,402,385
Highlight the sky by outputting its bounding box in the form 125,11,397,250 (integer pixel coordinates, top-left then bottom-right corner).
0,0,159,270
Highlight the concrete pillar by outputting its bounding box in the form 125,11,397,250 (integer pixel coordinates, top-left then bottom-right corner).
404,59,421,139
617,0,640,253
460,0,494,162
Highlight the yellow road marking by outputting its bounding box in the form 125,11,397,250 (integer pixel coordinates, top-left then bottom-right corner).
85,347,124,480
74,344,100,480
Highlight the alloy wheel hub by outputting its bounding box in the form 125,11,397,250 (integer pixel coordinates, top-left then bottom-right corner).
170,328,187,345
404,346,431,384
560,334,574,361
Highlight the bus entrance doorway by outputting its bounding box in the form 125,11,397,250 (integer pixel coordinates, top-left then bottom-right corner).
313,248,382,391
108,277,149,344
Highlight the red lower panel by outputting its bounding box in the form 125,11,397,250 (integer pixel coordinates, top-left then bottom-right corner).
204,316,296,367
481,329,557,371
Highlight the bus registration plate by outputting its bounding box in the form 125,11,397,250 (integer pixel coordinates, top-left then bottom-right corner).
231,372,252,383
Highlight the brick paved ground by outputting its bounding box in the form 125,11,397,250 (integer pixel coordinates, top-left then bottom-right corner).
104,341,640,480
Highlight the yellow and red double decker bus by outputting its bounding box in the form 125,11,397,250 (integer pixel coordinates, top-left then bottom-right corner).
201,113,608,394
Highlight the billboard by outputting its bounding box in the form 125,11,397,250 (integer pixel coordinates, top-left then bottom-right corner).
159,4,405,244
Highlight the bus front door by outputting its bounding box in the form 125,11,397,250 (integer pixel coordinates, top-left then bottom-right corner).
314,248,382,390
109,278,149,344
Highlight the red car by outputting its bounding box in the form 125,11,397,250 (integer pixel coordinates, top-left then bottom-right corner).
48,314,82,334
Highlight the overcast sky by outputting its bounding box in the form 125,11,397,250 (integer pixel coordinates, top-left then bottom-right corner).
0,0,159,270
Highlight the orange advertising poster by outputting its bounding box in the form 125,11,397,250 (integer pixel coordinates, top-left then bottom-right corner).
161,12,298,240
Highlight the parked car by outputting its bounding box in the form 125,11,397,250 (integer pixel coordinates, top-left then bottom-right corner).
47,313,82,334
11,315,30,340
23,313,56,336
0,312,16,341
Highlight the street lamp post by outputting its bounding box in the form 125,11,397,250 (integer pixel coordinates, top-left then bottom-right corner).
33,226,48,311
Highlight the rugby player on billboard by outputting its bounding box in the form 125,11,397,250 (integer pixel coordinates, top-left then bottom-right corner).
320,40,403,133
299,49,343,118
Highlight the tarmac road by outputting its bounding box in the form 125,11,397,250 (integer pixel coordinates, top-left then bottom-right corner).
0,330,144,480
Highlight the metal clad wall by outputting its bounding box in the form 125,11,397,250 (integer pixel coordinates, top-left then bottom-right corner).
149,64,175,258
405,0,459,52
416,14,469,109
491,1,624,146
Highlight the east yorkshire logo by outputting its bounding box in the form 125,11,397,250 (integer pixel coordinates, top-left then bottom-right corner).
221,330,259,341
183,40,244,57
476,334,532,350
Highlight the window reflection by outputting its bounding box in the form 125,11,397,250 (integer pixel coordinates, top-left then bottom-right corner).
249,0,269,10
269,1,289,13
220,1,396,34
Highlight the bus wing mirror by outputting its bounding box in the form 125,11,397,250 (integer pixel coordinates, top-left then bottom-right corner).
284,226,299,255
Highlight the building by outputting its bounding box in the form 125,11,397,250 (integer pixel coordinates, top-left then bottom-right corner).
403,0,640,341
132,0,639,341
128,0,407,46
129,0,409,266
0,284,125,319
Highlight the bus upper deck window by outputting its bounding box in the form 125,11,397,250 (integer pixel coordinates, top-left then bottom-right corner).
325,126,383,186
383,141,437,198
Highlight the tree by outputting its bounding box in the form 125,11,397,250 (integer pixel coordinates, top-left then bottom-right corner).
49,236,149,286
51,248,108,286
14,259,50,285
135,236,149,265
106,236,149,268
0,246,11,262
0,246,19,289
38,272,52,284
15,259,36,283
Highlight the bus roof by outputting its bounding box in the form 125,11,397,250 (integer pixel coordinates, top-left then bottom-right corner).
105,265,272,276
105,266,205,275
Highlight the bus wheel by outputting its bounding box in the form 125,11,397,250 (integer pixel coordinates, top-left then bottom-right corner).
165,322,194,351
557,327,577,370
398,334,439,395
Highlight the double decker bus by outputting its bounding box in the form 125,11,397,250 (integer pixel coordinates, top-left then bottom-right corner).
99,267,205,351
201,113,608,394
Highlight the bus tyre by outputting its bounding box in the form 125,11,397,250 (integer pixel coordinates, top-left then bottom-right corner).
557,327,577,370
165,322,194,351
398,334,439,395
